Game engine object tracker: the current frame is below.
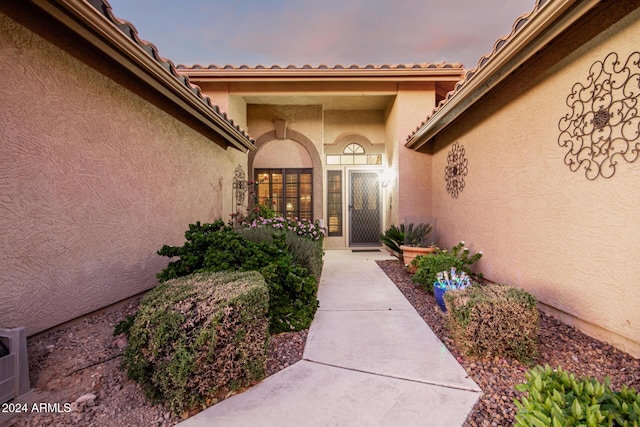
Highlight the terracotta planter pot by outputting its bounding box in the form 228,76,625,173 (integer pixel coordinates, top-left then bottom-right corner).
400,245,436,273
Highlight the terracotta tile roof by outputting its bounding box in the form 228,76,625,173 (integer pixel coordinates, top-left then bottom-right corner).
177,63,463,70
406,0,549,142
92,0,253,144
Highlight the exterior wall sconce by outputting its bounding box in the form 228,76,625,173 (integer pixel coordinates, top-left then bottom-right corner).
379,169,394,188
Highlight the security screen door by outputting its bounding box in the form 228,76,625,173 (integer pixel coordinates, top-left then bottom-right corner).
349,171,381,246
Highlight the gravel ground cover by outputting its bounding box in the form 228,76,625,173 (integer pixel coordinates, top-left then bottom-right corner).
5,260,639,427
376,259,640,427
5,297,307,427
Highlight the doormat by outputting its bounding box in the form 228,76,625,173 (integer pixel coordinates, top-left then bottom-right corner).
351,249,381,253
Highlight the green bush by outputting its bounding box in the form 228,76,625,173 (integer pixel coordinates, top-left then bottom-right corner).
514,364,640,426
412,241,482,291
445,283,539,363
157,221,319,333
238,226,324,279
120,271,269,415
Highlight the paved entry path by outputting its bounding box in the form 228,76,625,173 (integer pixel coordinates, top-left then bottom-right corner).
178,250,482,427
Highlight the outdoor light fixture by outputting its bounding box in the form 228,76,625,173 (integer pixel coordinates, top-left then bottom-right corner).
379,169,394,188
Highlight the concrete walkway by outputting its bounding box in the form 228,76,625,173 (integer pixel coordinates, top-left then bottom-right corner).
177,250,482,427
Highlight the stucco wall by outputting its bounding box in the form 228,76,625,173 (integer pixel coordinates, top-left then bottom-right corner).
425,6,640,356
0,12,246,335
324,110,386,147
384,98,400,229
395,83,436,228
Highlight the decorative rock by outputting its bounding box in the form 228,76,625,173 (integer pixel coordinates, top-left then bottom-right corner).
75,393,97,405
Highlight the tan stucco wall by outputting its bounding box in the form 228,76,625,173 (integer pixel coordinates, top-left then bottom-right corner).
395,83,436,229
324,110,386,147
424,6,640,356
384,97,400,229
254,139,313,168
0,12,246,335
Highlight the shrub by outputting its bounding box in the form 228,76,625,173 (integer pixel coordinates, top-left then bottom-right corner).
445,283,539,363
157,221,319,333
412,241,482,291
120,271,269,415
238,226,324,279
240,216,326,244
514,364,640,426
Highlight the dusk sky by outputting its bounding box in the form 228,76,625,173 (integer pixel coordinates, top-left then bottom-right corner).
107,0,535,69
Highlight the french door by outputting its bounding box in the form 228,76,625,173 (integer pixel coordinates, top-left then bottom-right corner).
254,168,312,220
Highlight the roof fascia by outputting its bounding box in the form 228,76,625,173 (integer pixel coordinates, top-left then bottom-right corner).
405,0,601,150
30,0,255,152
183,67,465,83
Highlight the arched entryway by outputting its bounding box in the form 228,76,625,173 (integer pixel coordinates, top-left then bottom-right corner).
249,130,322,221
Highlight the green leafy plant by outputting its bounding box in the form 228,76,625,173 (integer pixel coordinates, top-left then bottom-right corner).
157,221,319,333
403,223,434,247
250,199,277,220
514,364,640,426
238,226,324,279
412,241,482,291
380,224,405,256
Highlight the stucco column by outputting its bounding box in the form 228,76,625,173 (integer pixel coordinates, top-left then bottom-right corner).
395,82,436,223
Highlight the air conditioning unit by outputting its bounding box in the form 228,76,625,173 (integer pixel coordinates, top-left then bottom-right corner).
0,327,30,404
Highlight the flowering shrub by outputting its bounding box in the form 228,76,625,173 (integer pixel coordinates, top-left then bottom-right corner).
240,216,326,243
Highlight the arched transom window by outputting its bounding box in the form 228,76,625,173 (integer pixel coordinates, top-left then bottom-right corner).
343,143,365,154
326,142,382,165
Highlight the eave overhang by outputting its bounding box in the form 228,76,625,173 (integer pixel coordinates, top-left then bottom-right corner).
405,0,602,151
29,0,255,152
180,65,466,84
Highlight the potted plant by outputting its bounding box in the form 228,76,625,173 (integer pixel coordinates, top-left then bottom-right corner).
380,224,405,258
399,222,436,273
412,241,483,297
433,267,472,312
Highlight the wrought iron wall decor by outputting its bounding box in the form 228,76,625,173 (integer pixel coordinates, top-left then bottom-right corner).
232,165,248,214
445,142,468,199
558,51,640,180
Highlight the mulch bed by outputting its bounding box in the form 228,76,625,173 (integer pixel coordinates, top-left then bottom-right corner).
376,259,640,427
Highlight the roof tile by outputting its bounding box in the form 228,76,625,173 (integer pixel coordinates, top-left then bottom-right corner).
95,0,253,144
406,0,547,142
176,62,464,71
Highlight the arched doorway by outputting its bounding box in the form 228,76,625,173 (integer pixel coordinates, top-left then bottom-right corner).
249,130,322,221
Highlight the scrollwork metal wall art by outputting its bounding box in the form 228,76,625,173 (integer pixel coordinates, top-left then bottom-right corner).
232,165,248,214
445,142,468,199
558,51,640,180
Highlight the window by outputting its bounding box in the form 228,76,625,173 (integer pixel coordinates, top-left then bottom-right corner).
255,168,312,220
327,171,342,236
326,143,382,165
343,143,365,154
